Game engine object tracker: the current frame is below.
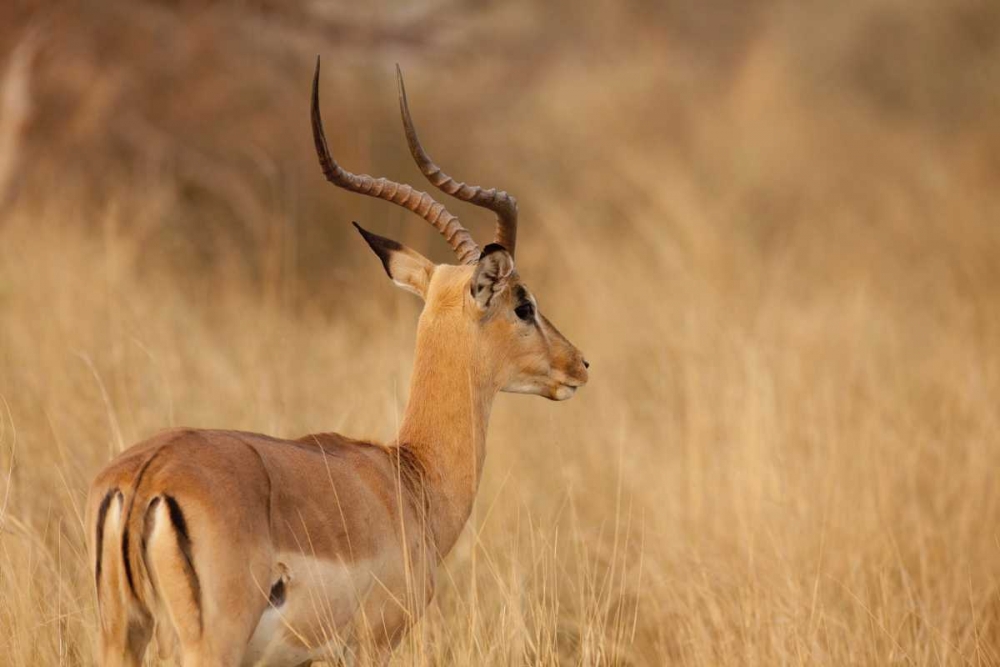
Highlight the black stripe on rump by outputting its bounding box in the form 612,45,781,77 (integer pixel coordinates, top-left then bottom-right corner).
121,447,166,598
163,495,203,633
121,528,134,597
94,489,117,595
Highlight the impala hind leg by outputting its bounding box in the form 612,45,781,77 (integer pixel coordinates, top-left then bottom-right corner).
97,616,152,667
175,602,270,667
166,577,269,667
143,495,271,667
91,488,153,667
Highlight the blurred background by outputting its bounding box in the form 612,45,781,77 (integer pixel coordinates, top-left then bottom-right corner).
1,0,999,664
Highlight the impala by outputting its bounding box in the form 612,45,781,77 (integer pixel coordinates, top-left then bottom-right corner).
86,59,589,667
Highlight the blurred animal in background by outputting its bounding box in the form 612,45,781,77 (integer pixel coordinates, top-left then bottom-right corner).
84,58,588,667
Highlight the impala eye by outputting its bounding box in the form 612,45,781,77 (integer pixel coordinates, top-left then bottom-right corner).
515,302,535,322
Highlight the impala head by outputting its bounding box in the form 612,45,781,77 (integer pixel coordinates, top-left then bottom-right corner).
311,58,588,400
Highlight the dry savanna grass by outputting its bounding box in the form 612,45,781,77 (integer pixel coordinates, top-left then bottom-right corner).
2,0,1000,664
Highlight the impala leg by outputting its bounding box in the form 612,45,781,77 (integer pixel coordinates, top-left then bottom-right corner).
96,613,152,667
178,643,245,667
91,489,153,667
177,613,264,667
139,482,272,667
173,577,270,667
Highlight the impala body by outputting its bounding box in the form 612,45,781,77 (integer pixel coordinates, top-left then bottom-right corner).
86,60,588,667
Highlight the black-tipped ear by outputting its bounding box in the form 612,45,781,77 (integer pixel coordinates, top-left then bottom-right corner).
353,221,402,279
472,245,514,310
353,221,434,299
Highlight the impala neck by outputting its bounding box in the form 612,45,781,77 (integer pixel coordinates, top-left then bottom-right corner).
396,309,497,558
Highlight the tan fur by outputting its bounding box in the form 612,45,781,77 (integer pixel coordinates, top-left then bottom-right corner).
86,259,588,666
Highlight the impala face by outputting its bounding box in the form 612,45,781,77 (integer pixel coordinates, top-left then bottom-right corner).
355,225,589,402
466,248,589,401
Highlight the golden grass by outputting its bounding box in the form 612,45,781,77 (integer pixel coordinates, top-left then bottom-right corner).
2,0,1000,664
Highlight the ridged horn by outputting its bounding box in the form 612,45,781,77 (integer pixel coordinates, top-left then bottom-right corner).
311,57,481,264
396,65,519,257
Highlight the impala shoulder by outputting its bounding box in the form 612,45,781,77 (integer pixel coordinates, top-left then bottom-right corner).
291,433,425,502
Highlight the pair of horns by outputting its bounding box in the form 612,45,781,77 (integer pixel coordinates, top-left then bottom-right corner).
310,57,518,264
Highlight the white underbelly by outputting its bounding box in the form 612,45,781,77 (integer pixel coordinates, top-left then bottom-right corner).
244,607,326,667
241,553,382,667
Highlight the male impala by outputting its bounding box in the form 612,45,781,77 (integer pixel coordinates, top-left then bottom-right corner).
86,59,589,667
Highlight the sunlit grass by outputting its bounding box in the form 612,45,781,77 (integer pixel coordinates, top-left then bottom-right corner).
2,0,1000,664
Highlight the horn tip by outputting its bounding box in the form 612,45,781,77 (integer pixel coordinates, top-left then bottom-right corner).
312,56,322,91
395,64,407,99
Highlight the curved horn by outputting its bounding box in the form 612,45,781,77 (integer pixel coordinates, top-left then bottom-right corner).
396,65,519,257
311,57,481,264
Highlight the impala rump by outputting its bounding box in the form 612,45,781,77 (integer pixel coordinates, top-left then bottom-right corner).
87,428,432,665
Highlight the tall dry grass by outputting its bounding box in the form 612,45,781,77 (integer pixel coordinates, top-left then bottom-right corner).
2,0,1000,664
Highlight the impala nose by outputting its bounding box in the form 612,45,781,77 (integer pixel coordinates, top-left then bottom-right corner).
583,359,590,369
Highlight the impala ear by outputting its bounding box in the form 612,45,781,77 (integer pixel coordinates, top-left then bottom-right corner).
354,222,434,299
471,244,514,310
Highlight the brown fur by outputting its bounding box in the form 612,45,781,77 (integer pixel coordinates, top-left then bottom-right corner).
86,193,587,667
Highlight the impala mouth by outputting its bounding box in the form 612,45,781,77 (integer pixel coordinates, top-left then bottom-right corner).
551,382,583,401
